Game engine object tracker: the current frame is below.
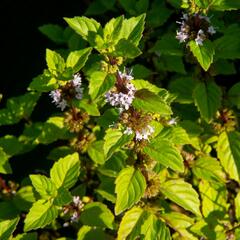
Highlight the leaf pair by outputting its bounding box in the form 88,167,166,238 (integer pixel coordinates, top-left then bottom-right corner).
24,153,80,232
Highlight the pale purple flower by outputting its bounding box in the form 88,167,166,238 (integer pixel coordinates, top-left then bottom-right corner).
49,90,68,111
105,83,136,111
118,69,134,81
49,89,61,104
176,30,189,43
124,127,133,135
207,26,216,35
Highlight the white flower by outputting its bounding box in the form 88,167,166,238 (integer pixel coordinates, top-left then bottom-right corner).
73,196,80,206
176,30,189,43
105,86,135,110
135,125,154,141
72,73,82,87
71,74,83,100
124,127,133,135
49,90,68,111
199,14,210,23
195,29,205,46
58,99,68,111
63,222,70,227
181,13,189,21
168,118,177,125
70,211,79,223
49,89,61,104
207,26,216,35
118,69,133,81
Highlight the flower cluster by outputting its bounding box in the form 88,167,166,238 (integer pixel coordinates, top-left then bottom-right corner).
49,73,83,111
62,196,84,227
176,13,216,45
121,108,154,141
105,69,136,112
124,125,154,141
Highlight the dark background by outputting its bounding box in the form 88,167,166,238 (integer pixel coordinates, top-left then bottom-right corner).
0,0,90,99
0,0,91,179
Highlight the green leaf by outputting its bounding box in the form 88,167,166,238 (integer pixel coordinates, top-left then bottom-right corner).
0,217,19,240
144,138,184,172
210,0,240,11
73,96,100,116
189,40,215,71
192,157,225,183
104,128,133,159
190,219,225,240
28,74,57,92
50,153,80,189
118,208,171,240
114,39,142,58
193,81,222,122
150,33,183,56
212,59,236,76
88,71,115,100
53,187,72,206
132,65,152,79
161,212,194,230
99,151,127,177
133,89,172,115
168,77,197,104
157,126,190,145
154,55,186,74
0,135,24,156
0,148,11,174
12,232,38,240
77,226,109,240
97,108,119,130
87,141,105,165
96,176,116,203
13,186,35,212
119,14,146,46
214,28,240,60
35,116,70,144
66,47,92,72
0,92,40,126
39,24,66,44
24,199,58,232
160,179,201,216
119,0,148,15
64,16,102,46
115,166,146,215
46,49,65,75
47,146,74,161
147,0,173,28
132,213,171,240
30,175,57,199
228,82,240,108
217,131,240,181
235,191,240,221
132,79,162,94
199,180,228,218
117,207,144,240
80,202,114,229
103,15,124,45
0,201,19,219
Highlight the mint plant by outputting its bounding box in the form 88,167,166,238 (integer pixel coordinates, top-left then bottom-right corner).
1,0,240,239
